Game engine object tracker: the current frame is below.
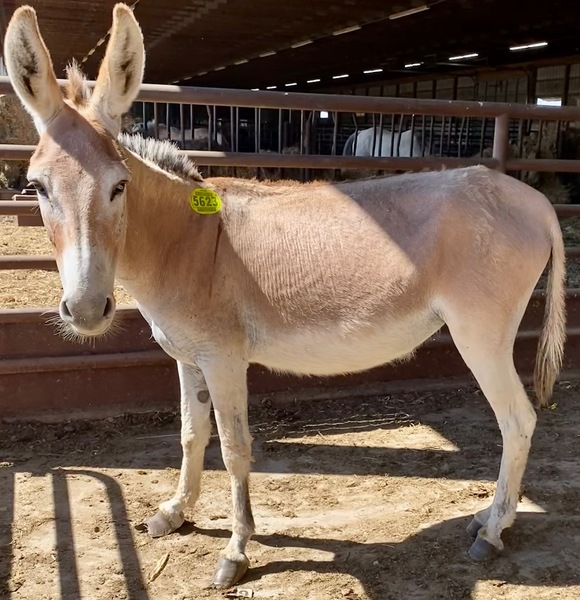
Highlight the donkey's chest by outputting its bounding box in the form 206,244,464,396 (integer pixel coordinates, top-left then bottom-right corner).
138,304,207,362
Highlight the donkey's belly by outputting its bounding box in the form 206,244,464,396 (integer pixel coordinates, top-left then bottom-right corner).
252,311,443,376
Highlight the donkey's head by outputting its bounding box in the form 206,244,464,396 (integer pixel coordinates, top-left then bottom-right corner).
4,4,144,336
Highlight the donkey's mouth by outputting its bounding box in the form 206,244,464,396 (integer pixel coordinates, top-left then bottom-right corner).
69,320,114,338
47,313,122,344
53,294,119,342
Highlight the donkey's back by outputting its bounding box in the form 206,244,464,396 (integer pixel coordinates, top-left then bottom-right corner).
210,166,561,381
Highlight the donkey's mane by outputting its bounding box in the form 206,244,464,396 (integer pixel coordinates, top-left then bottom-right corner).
119,134,204,184
63,61,203,184
64,60,91,107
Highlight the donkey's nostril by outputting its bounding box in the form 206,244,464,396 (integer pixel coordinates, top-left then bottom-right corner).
60,298,73,319
103,295,115,318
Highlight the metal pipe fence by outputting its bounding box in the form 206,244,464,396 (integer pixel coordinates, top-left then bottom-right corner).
2,76,580,273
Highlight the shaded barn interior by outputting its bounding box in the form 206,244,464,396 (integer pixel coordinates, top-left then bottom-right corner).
1,0,580,200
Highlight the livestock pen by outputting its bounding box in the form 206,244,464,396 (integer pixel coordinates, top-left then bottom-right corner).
1,77,580,600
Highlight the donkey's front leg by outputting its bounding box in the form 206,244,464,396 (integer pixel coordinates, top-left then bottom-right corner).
146,361,212,537
202,358,255,589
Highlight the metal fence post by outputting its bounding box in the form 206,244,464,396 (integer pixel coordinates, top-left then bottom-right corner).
493,113,510,172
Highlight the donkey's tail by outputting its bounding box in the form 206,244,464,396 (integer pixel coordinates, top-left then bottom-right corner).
342,132,355,156
534,222,567,408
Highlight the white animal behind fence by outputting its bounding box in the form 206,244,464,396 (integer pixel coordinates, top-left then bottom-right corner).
132,119,228,148
343,126,425,157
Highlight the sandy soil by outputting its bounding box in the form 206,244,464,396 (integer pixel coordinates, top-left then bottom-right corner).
1,381,579,600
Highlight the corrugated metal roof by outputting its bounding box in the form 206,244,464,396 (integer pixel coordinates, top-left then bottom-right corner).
1,0,578,90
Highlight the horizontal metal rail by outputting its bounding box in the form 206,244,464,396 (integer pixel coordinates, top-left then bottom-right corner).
0,256,58,270
2,76,580,121
0,349,171,376
2,145,580,174
0,200,39,214
0,144,497,169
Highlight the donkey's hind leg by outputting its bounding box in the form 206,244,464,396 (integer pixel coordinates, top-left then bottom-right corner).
446,315,537,561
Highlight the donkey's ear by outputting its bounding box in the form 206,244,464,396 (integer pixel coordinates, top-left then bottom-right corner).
90,3,145,136
3,6,64,132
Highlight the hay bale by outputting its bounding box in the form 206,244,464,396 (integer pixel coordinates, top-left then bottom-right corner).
0,95,38,189
511,122,573,204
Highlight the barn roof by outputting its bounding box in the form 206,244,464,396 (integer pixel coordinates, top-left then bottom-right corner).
1,0,578,92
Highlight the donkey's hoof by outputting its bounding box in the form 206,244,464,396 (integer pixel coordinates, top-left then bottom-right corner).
468,536,500,562
211,555,250,589
144,510,184,538
466,517,485,539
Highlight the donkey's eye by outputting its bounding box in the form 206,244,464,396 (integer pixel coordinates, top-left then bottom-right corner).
29,181,46,195
111,181,127,201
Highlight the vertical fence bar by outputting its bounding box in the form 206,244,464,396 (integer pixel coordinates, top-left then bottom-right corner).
179,103,185,148
299,109,305,180
371,113,377,157
479,117,487,157
457,117,465,158
409,114,416,157
493,113,510,173
255,107,261,179
230,106,236,177
254,108,259,153
278,109,283,153
206,105,212,177
153,102,159,138
377,113,384,156
445,116,453,156
439,117,445,156
396,114,405,157
332,111,339,178
331,111,339,156
190,104,194,145
536,119,544,159
350,113,359,156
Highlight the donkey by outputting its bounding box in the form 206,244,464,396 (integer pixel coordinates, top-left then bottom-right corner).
137,119,231,151
4,3,566,590
343,127,425,157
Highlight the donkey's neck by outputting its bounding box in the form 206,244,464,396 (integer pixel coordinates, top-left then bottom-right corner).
116,152,218,309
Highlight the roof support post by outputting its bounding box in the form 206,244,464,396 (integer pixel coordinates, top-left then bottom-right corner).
493,113,510,173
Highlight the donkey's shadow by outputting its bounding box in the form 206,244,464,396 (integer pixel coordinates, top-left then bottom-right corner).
192,509,580,599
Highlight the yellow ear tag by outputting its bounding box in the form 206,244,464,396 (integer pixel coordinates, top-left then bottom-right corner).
189,188,222,215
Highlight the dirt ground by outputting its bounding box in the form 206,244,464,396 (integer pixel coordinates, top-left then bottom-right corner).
1,380,579,600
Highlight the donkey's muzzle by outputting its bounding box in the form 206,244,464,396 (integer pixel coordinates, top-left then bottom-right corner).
59,294,116,336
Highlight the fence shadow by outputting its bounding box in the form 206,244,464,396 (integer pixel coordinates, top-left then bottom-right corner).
0,470,14,599
1,468,150,600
